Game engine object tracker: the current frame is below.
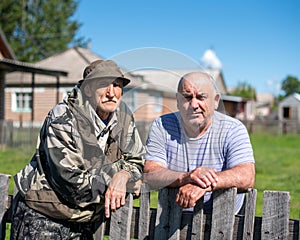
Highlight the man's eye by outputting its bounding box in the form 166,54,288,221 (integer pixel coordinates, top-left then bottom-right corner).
113,82,122,88
197,94,208,100
183,95,192,101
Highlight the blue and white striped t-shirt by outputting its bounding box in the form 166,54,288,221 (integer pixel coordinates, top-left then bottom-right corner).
145,111,255,213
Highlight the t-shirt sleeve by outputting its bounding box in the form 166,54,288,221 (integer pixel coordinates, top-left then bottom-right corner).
225,121,255,169
145,118,168,166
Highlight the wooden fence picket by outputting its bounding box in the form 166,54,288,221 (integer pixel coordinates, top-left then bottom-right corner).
0,173,299,240
261,190,290,240
0,174,10,240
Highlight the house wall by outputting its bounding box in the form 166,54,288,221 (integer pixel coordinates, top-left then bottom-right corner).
133,91,162,121
133,91,177,122
5,86,176,124
162,96,177,115
5,87,68,124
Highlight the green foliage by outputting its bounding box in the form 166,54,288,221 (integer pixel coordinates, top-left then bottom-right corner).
281,75,300,96
0,0,87,62
230,81,256,99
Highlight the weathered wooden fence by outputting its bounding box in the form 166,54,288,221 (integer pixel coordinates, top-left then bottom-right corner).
1,119,300,150
1,173,299,240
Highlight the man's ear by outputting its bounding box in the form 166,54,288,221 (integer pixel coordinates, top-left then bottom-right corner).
83,84,93,97
214,93,221,109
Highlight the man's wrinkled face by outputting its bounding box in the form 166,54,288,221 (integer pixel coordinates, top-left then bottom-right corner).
177,73,219,133
85,78,123,115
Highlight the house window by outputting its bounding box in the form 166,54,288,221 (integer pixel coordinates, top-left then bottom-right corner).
12,92,32,112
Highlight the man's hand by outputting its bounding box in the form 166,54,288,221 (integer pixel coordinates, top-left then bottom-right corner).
188,166,218,189
104,170,131,218
176,183,206,208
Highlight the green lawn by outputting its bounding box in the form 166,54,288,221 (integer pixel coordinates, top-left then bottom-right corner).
250,133,300,219
1,133,300,221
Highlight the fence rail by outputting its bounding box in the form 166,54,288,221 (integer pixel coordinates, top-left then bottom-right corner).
1,119,300,150
1,173,299,240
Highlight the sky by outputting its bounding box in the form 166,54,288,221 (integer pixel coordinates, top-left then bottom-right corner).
74,0,300,95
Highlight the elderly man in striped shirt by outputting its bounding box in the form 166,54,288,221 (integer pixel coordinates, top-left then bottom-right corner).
144,71,255,215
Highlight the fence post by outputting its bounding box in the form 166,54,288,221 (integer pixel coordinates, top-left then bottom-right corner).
191,197,204,240
261,190,290,240
109,193,133,240
138,184,151,240
210,188,237,240
154,188,182,240
0,174,11,240
243,188,257,240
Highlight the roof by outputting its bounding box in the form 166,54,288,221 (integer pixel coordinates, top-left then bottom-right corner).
130,68,227,94
5,46,172,93
0,58,67,77
5,47,102,86
221,94,245,102
279,93,300,106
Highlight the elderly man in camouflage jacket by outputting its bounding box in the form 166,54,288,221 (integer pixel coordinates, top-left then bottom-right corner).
12,60,145,239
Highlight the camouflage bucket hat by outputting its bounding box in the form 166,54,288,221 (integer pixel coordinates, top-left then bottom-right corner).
81,59,131,89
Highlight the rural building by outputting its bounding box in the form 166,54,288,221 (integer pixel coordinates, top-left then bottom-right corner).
4,46,177,128
132,68,256,119
278,93,300,121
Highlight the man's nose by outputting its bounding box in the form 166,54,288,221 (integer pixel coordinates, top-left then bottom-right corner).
106,84,115,97
190,97,199,109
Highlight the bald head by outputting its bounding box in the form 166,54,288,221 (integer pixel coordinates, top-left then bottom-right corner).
177,72,217,94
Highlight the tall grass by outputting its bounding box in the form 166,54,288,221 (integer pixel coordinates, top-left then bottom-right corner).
0,133,299,220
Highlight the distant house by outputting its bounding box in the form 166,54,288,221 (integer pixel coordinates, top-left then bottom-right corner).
278,93,300,121
255,93,274,118
0,28,67,124
132,68,253,118
4,47,175,130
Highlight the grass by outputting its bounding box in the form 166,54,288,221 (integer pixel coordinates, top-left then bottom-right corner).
250,133,300,219
0,132,299,229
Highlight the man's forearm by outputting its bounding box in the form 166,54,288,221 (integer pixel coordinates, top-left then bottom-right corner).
212,162,255,192
143,167,187,189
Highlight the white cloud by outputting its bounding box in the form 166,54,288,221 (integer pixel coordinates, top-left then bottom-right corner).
201,49,222,69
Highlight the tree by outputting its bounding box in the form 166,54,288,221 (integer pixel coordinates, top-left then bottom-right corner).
230,81,256,99
0,0,87,62
281,75,300,96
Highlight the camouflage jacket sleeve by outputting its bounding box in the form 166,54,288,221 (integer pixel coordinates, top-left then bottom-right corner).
42,104,105,207
109,118,145,182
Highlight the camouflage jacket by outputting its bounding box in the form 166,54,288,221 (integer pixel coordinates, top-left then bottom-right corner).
15,85,145,222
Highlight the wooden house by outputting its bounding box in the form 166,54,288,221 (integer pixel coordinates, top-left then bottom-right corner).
278,93,300,121
0,28,67,126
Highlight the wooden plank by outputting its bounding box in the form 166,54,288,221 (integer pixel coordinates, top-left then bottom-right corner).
109,193,133,240
211,188,236,240
261,190,290,240
168,188,182,240
94,212,106,240
138,184,150,240
154,188,182,240
243,188,257,240
154,188,169,240
191,197,204,240
0,174,11,240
